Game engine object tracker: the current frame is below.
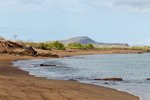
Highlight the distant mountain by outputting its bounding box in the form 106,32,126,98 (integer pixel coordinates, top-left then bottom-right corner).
59,36,129,47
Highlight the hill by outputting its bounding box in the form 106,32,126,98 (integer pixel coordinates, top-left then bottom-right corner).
59,36,129,47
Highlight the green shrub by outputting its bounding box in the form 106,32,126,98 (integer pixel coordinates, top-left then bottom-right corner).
51,41,65,50
68,43,84,49
85,44,95,50
68,43,95,50
38,41,65,50
38,43,52,50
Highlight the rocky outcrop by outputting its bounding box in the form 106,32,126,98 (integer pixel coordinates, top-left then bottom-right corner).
0,41,6,53
23,46,37,56
7,41,24,48
0,40,59,57
0,41,14,53
94,78,123,81
0,40,24,54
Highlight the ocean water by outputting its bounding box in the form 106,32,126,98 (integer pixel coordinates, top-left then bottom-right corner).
13,54,150,100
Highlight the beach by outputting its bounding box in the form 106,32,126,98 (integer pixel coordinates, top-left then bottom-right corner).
0,53,140,100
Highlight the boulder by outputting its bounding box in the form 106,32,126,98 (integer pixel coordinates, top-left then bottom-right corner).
146,78,150,80
23,46,37,56
40,64,56,67
68,79,78,82
94,78,123,81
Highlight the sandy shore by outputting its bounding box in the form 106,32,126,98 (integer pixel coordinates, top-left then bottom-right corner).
0,54,140,100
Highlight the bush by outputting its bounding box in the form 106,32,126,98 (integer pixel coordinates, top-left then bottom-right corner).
68,43,95,50
85,44,95,50
38,41,65,50
38,43,52,50
51,41,65,50
68,43,84,49
129,46,150,52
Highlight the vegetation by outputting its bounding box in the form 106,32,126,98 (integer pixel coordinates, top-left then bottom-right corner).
38,41,65,50
14,40,150,52
95,46,150,52
130,46,150,52
96,46,129,50
38,43,51,50
84,44,95,50
51,41,65,50
16,40,65,50
68,43,95,50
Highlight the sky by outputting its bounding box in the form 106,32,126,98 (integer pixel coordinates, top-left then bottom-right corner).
0,0,150,45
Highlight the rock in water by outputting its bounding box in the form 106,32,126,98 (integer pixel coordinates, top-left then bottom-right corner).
40,64,56,67
94,78,123,81
146,78,150,80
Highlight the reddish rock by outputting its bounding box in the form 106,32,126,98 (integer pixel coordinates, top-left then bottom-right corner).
0,42,5,53
0,40,24,54
7,41,24,48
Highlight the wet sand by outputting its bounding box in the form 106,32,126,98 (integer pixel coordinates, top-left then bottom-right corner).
0,54,140,100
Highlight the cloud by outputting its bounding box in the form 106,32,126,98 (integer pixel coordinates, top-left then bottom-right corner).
100,0,150,12
0,0,43,5
0,0,87,12
0,0,150,13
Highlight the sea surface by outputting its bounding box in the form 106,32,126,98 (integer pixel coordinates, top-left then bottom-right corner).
13,54,150,100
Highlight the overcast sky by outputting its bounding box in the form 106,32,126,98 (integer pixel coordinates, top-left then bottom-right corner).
0,0,150,45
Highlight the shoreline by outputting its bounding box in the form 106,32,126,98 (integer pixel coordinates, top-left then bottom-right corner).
0,53,140,100
13,55,142,100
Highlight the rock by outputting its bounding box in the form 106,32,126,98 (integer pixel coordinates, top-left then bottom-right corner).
104,82,109,85
0,40,13,53
94,78,123,81
7,41,24,48
0,43,6,53
146,78,150,80
23,46,37,56
68,79,78,81
137,52,143,54
0,40,24,54
40,64,56,67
